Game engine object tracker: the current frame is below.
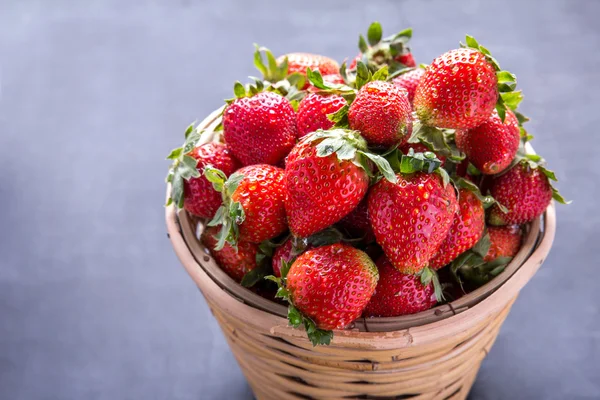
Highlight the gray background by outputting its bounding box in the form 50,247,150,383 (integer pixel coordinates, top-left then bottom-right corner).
1,0,598,399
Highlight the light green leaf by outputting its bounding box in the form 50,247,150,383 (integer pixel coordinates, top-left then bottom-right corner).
371,65,389,81
361,152,397,183
367,21,383,46
166,147,183,160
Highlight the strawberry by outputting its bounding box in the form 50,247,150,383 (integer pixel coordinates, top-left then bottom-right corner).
272,228,348,277
348,80,412,148
351,23,415,73
488,160,559,225
272,238,298,278
205,164,287,248
363,256,436,317
396,52,416,68
368,171,457,274
296,93,347,139
455,109,520,175
277,53,340,77
414,35,522,130
428,189,485,269
166,124,240,218
223,90,297,166
182,143,240,218
392,67,425,103
201,226,259,283
414,48,497,129
336,196,375,243
286,243,378,331
485,225,523,262
285,129,395,238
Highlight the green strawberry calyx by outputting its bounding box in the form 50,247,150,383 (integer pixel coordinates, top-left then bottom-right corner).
418,266,444,302
240,239,282,288
355,21,414,74
460,35,522,122
252,45,306,104
204,167,246,251
265,256,333,347
408,119,465,162
454,177,508,213
303,129,398,184
387,147,451,187
450,232,513,290
165,122,204,208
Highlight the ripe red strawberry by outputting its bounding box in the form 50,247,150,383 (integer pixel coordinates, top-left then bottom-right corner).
277,53,340,77
296,93,347,138
232,165,287,243
201,226,258,283
429,189,485,269
488,161,553,225
392,68,425,103
399,142,447,166
286,243,378,330
207,164,287,246
368,172,457,273
413,48,498,129
285,130,374,238
485,225,523,261
178,143,240,218
223,91,297,166
363,256,436,317
272,238,314,278
348,80,413,148
396,52,416,67
336,196,375,243
455,109,520,175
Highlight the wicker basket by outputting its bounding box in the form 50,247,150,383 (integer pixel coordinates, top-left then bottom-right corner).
165,108,557,400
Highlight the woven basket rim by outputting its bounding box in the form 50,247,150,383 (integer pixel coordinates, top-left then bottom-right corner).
165,107,556,347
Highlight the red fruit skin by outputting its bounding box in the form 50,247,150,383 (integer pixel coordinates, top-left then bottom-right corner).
278,53,340,78
296,93,347,138
348,80,413,148
399,142,447,166
223,91,298,166
392,68,425,103
183,143,240,218
368,172,458,274
485,225,523,261
455,110,520,175
348,53,361,70
488,163,553,225
201,227,258,283
285,141,369,238
231,165,287,243
286,244,378,330
429,189,485,269
336,196,375,243
395,52,416,67
363,256,436,317
271,238,315,278
414,48,498,130
272,239,294,278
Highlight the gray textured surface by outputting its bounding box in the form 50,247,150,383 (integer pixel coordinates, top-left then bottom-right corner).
0,0,598,399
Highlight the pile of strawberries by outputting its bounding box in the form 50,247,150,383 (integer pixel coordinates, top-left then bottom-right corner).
167,23,567,345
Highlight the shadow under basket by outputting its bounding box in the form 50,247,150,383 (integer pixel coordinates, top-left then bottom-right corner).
165,108,557,400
